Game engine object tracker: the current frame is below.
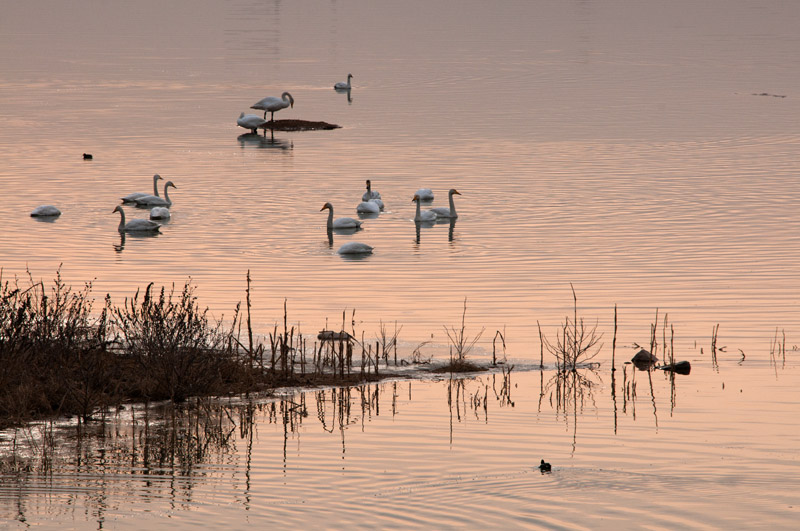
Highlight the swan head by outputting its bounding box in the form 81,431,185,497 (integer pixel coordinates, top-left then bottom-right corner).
165,181,177,190
320,202,332,212
449,189,461,196
113,205,123,214
412,194,421,202
348,73,353,80
282,92,294,107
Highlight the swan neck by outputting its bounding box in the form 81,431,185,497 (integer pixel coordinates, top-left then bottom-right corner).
117,209,126,232
153,177,160,197
163,185,172,205
449,192,457,214
414,198,421,221
327,207,334,229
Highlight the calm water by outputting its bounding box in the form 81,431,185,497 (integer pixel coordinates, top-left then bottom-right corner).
1,0,800,527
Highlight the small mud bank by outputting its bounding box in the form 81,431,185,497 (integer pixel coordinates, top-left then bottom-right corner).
260,119,341,131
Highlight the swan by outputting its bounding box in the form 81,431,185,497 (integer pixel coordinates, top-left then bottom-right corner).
113,205,161,233
251,92,294,121
30,205,61,217
237,112,268,133
412,194,437,222
369,198,385,210
337,241,373,255
150,206,171,220
121,174,162,203
430,188,461,219
362,179,381,201
134,181,177,207
334,73,353,90
415,188,434,201
321,202,362,230
356,200,380,214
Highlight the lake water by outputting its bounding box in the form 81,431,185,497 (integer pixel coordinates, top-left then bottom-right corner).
2,0,800,528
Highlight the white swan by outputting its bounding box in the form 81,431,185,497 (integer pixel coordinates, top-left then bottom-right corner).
150,207,171,220
415,188,434,201
113,205,161,233
412,194,437,222
321,202,362,230
30,205,61,217
430,188,461,219
237,112,268,133
334,73,353,90
369,198,385,210
121,174,162,203
338,241,373,255
356,201,380,214
251,92,294,121
362,179,381,201
134,181,177,207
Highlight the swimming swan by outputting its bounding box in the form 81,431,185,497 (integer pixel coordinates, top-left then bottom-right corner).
430,189,461,219
415,188,434,201
31,205,61,217
134,181,177,207
412,194,437,222
237,112,268,133
362,179,381,201
113,205,161,233
321,202,362,230
121,174,162,203
338,241,373,255
356,201,381,214
150,207,171,220
251,92,294,121
334,73,353,90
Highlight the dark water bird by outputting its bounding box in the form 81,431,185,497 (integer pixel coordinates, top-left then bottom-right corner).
658,360,691,375
83,153,92,160
121,174,162,203
430,189,461,219
237,112,268,133
538,459,552,472
112,205,160,233
321,202,362,230
134,181,177,208
334,73,353,90
251,92,294,121
30,205,61,217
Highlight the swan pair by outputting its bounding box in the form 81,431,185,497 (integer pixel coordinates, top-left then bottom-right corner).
250,92,294,121
320,203,372,255
414,189,460,221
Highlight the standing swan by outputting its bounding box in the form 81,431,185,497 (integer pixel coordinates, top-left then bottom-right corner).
121,174,162,203
134,181,177,207
113,206,161,233
334,73,353,90
251,92,294,121
362,179,381,201
237,112,268,133
430,189,461,219
412,194,437,222
321,202,362,230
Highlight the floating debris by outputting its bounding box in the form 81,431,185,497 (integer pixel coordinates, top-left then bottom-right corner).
260,119,341,131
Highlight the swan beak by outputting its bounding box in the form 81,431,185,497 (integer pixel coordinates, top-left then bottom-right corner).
453,190,461,195
320,205,327,211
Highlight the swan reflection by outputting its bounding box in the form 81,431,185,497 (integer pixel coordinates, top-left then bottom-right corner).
335,87,353,104
113,230,160,253
237,130,293,151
